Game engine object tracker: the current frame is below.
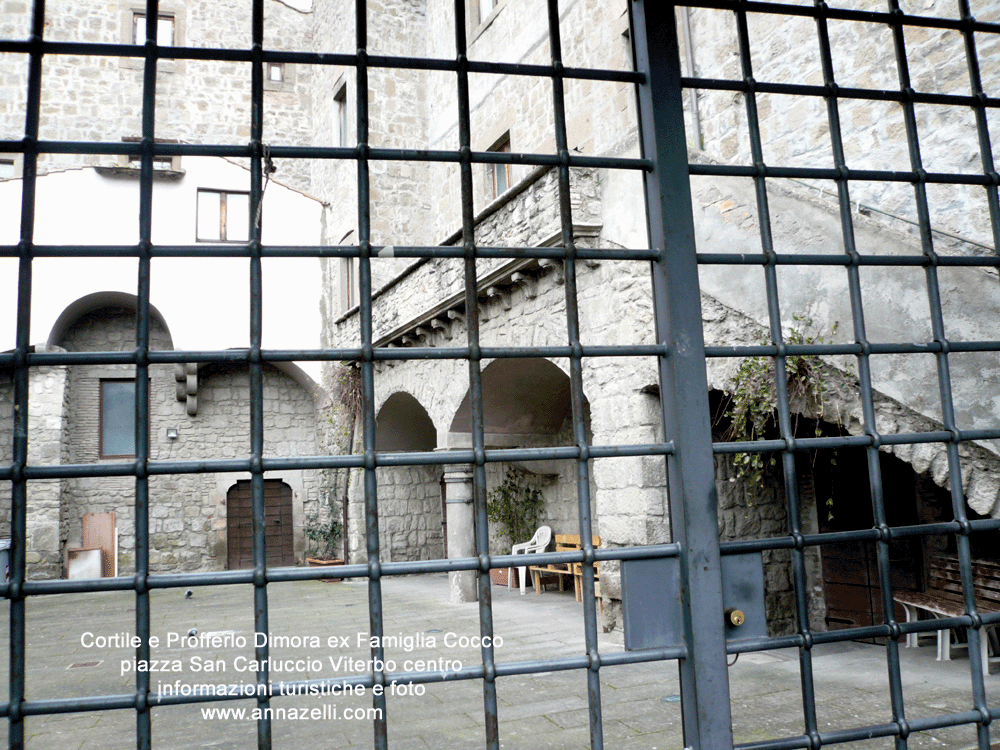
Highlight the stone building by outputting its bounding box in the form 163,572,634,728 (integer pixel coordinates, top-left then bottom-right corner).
0,0,328,578
0,0,316,192
0,292,327,578
312,0,1000,633
3,0,999,635
0,309,329,583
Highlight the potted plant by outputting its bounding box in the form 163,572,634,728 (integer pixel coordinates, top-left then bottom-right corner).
486,468,545,586
305,496,344,579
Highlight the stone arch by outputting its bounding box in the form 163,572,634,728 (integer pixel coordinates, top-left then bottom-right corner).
375,391,437,452
448,357,572,437
48,291,173,350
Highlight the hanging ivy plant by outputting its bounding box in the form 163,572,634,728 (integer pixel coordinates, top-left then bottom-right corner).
722,314,854,488
486,468,545,552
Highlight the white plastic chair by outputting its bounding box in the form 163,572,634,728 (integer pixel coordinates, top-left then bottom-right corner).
508,525,552,595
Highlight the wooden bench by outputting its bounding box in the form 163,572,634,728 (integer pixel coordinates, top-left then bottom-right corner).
894,555,1000,675
529,534,601,602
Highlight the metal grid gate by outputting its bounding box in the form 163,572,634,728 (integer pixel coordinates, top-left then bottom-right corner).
1,1,1000,749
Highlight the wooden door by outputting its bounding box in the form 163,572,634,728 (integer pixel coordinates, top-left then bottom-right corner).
813,450,922,634
226,480,294,569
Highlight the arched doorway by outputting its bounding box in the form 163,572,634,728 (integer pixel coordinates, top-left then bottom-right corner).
371,392,442,562
226,480,294,569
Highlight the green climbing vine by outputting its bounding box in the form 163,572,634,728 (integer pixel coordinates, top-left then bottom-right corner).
311,365,363,559
722,314,855,490
486,468,545,552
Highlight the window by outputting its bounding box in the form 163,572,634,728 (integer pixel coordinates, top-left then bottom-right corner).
116,137,182,173
479,0,497,21
0,154,21,179
100,380,136,458
340,230,359,311
196,189,250,242
120,5,184,70
333,83,348,148
132,13,175,46
487,133,511,201
263,62,296,92
345,257,357,309
128,154,174,171
468,0,500,31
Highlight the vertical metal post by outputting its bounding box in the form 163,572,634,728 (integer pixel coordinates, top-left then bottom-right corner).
133,2,161,747
452,0,501,740
248,0,272,746
629,3,732,749
8,0,46,747
354,1,389,746
543,1,604,746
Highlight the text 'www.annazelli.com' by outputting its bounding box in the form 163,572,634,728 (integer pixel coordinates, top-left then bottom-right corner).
200,705,383,722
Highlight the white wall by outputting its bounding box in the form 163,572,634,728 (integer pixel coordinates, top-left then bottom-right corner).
0,157,324,376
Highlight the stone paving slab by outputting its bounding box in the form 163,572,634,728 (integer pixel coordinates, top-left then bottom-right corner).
0,574,997,749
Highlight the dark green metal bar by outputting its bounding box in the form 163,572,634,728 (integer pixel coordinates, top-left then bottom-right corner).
630,3,732,748
544,1,604,747
352,2,389,747
248,0,272,747
132,1,162,747
452,1,500,748
957,0,1000,255
7,0,46,747
811,5,910,750
731,5,821,746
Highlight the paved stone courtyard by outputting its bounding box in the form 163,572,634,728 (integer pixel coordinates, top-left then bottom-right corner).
0,575,996,749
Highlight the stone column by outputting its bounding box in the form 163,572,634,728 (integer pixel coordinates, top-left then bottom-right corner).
443,466,477,603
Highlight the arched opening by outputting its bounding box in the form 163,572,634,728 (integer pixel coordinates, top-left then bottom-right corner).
449,358,571,436
447,359,594,577
376,392,437,452
366,392,443,563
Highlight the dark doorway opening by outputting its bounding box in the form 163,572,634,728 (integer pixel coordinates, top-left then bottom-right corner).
809,449,924,635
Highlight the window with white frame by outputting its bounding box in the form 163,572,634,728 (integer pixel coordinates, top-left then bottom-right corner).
118,137,182,172
132,12,175,45
196,189,250,243
487,132,511,201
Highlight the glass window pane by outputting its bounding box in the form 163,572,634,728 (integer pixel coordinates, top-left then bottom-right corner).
197,190,221,241
101,380,135,457
158,18,174,47
227,192,250,242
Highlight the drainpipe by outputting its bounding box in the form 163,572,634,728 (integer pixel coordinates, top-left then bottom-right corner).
680,7,702,150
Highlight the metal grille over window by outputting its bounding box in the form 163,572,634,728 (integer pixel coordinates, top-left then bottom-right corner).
1,1,1000,750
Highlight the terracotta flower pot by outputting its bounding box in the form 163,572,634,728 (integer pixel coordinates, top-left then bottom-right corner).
307,557,345,582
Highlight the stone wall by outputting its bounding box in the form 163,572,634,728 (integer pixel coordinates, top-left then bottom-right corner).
685,1,1000,249
0,0,316,192
0,374,12,539
375,465,444,563
37,305,326,576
